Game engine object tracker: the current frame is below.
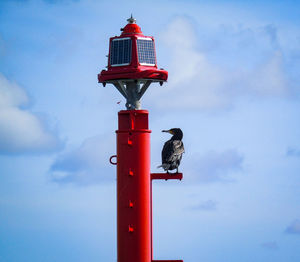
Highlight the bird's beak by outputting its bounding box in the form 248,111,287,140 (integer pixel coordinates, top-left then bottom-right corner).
162,129,173,134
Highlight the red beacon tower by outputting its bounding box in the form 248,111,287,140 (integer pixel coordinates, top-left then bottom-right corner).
98,16,183,262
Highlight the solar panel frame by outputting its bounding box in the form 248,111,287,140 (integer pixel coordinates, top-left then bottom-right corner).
110,37,132,67
137,37,156,66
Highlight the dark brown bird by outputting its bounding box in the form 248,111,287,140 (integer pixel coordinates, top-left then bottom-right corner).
158,128,184,173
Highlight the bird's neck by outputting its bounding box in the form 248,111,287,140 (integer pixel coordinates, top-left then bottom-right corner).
171,133,183,141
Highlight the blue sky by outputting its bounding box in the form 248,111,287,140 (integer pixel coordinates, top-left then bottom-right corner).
0,0,300,261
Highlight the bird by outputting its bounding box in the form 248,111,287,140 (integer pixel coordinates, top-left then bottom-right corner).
158,128,185,173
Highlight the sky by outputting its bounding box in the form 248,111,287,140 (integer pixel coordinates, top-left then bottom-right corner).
0,0,300,261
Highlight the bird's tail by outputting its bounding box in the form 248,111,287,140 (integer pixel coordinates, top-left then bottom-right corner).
157,164,169,170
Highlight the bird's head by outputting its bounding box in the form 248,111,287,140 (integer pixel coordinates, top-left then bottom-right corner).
162,128,183,140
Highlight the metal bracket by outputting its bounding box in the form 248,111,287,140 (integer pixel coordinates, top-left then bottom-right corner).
115,80,128,99
151,173,183,181
152,260,183,262
137,80,151,100
104,79,165,110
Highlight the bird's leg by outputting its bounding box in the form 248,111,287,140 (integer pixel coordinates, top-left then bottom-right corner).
176,167,179,174
167,170,169,174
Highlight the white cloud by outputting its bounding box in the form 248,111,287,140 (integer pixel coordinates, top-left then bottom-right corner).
185,149,244,183
149,17,291,111
247,51,288,96
0,74,62,154
0,75,28,108
50,134,115,185
152,17,229,110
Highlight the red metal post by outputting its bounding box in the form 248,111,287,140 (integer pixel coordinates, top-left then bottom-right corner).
116,110,152,262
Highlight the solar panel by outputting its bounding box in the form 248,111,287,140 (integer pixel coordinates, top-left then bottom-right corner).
137,38,156,66
110,38,132,66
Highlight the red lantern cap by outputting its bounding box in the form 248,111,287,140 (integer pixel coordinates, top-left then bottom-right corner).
121,15,143,35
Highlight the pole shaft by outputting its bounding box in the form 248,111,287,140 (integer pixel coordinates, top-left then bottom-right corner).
116,110,151,262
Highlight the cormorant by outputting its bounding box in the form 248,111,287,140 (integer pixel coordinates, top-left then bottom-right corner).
158,128,185,173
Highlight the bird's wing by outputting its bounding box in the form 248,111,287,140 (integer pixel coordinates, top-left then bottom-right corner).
162,140,184,163
173,140,185,155
161,140,174,163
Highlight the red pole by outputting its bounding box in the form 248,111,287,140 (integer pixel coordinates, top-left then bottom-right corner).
116,110,152,262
